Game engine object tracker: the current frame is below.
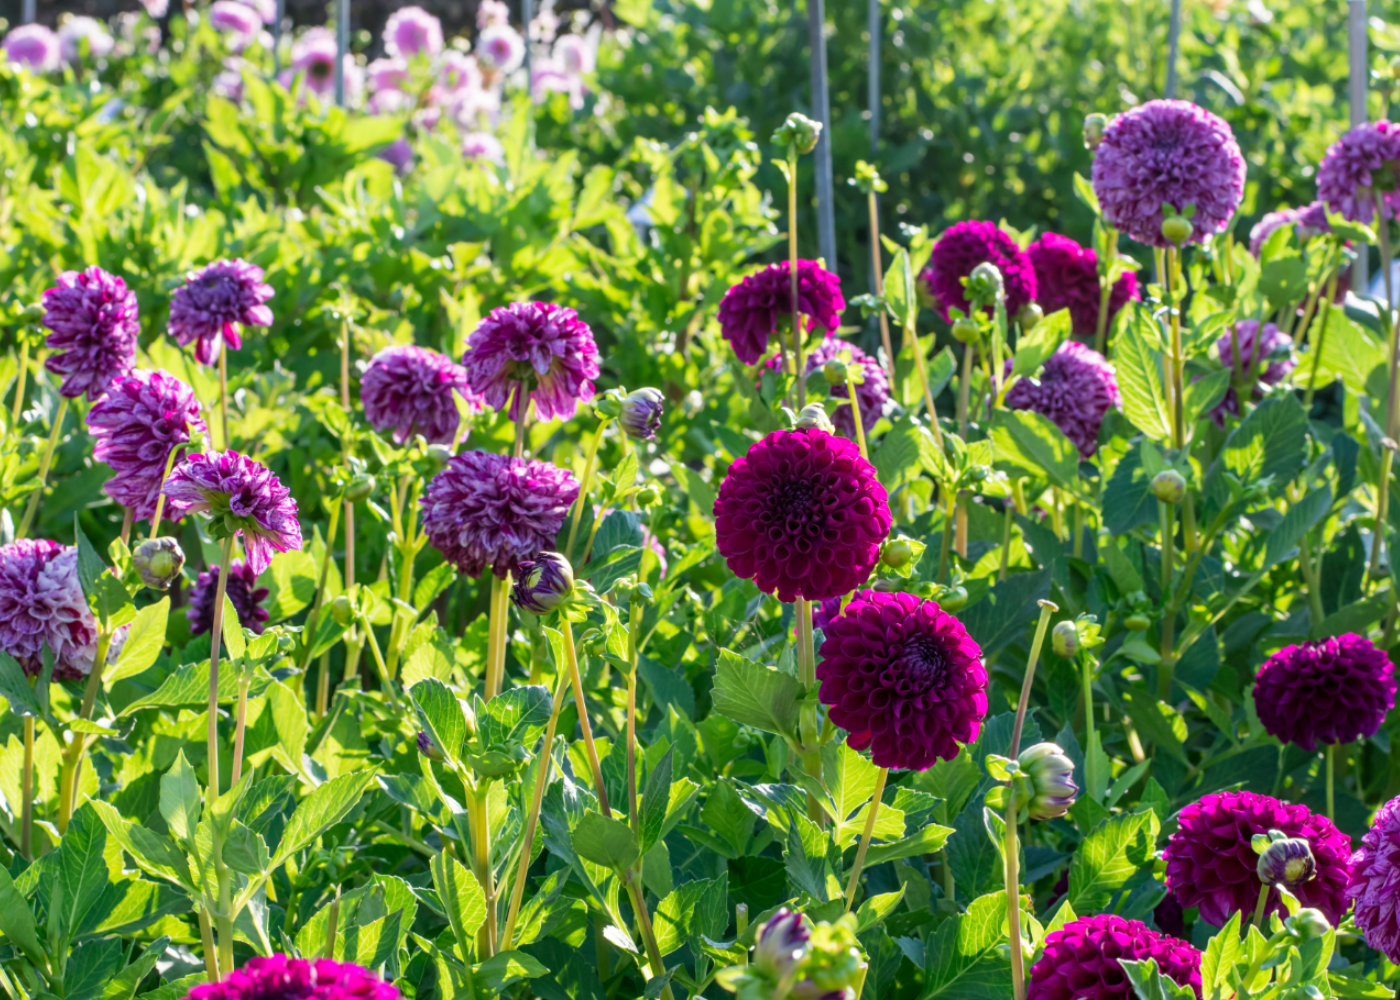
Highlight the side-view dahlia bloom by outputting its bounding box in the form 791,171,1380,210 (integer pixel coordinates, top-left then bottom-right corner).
41,266,139,401
1253,633,1395,751
714,428,891,602
717,260,845,366
163,451,302,575
362,345,474,446
421,451,579,577
463,302,599,421
168,258,274,365
383,6,443,59
1091,99,1246,248
208,1,260,48
0,540,126,680
462,132,505,164
1210,320,1295,424
186,954,399,1000
762,337,887,438
1027,232,1139,338
1295,200,1333,240
1248,206,1307,257
3,24,62,72
1163,790,1352,927
89,369,208,520
1318,120,1400,223
1348,795,1400,962
919,220,1037,322
816,590,986,770
187,560,270,636
1028,914,1201,1000
1005,340,1120,458
281,27,360,101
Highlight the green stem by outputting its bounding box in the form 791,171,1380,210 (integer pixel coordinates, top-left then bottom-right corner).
999,501,1013,582
1326,743,1336,822
220,348,230,450
843,767,889,911
848,380,868,461
216,844,234,976
1304,272,1340,410
229,673,251,788
485,572,512,701
561,620,611,816
20,713,33,859
564,420,608,564
9,336,28,431
869,192,896,381
1158,500,1176,702
957,340,974,439
795,597,824,824
1082,654,1098,801
198,907,220,981
789,148,804,411
907,323,944,448
58,626,113,832
1004,790,1026,1000
623,866,675,1000
936,487,954,585
1251,882,1270,932
359,613,400,709
206,536,236,808
1011,601,1057,758
468,782,497,957
1093,259,1115,356
17,395,69,539
298,502,342,672
626,594,641,830
1300,532,1325,626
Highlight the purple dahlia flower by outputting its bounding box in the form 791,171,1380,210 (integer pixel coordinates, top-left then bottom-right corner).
1248,206,1308,257
88,369,208,520
3,24,62,72
716,260,846,366
1295,200,1333,240
1253,633,1395,751
919,220,1037,323
57,16,113,63
1318,121,1400,224
1028,914,1201,1000
1162,790,1352,927
463,302,600,422
421,450,580,578
714,428,891,602
1210,320,1294,424
764,337,888,439
462,132,505,164
187,560,270,636
0,540,126,680
752,908,808,981
186,954,399,1000
168,258,274,365
1027,232,1139,339
1348,795,1400,962
476,24,525,75
1153,894,1187,941
1091,100,1246,248
1004,340,1120,458
816,590,986,771
362,345,475,446
162,451,302,576
208,0,260,47
41,266,140,401
383,6,443,59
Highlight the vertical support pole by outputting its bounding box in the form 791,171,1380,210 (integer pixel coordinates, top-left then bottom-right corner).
1163,0,1182,98
21,0,35,25
808,0,837,271
523,0,534,87
867,0,880,157
273,0,284,75
1352,0,1372,291
334,0,349,107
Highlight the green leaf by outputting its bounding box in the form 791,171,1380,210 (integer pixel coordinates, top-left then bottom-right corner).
921,890,1013,998
710,648,802,737
102,936,168,1000
991,409,1080,490
637,748,673,855
118,660,271,716
108,598,169,682
653,879,715,956
1068,809,1160,913
1010,308,1070,378
222,821,270,875
1102,448,1160,535
159,750,202,845
89,800,192,889
66,938,124,1000
266,680,308,775
221,595,246,660
1199,912,1241,1000
1313,305,1387,395
1113,305,1173,442
474,951,548,992
478,684,552,748
864,822,953,866
1263,485,1331,570
1216,395,1308,494
1181,368,1230,424
431,851,487,963
571,811,640,871
885,248,919,333
873,416,924,489
56,804,118,941
1259,255,1309,311
1329,972,1397,998
0,866,43,964
854,886,906,933
0,651,44,718
264,550,317,622
1119,958,1198,1000
270,768,378,869
411,678,467,766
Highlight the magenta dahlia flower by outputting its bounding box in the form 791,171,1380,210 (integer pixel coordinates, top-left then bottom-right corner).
816,590,986,770
1348,795,1400,961
41,266,139,401
1210,320,1295,424
1091,100,1246,248
763,337,888,438
1253,634,1395,751
168,258,274,365
1005,340,1120,458
919,220,1037,323
3,24,62,72
186,560,269,637
421,451,579,578
1318,121,1400,224
162,451,302,576
463,302,600,422
383,6,443,59
186,954,399,1000
0,540,126,680
714,428,890,602
1027,233,1139,339
88,369,208,520
1028,914,1201,1000
1163,790,1352,927
362,345,475,446
716,260,846,366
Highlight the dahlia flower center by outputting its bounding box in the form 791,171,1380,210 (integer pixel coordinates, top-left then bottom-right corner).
773,480,816,522
892,635,947,692
310,58,332,80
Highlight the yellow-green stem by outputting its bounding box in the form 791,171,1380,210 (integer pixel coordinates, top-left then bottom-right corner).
216,848,234,976
199,907,220,981
843,766,889,911
623,866,675,1000
219,348,230,450
17,395,69,540
1251,883,1270,932
789,150,804,411
58,627,113,832
1010,601,1057,758
936,487,954,586
1326,743,1336,822
1304,273,1340,410
999,502,1013,582
206,536,236,808
229,673,251,787
1081,653,1098,800
1005,790,1026,1000
10,337,28,430
20,713,33,859
957,340,974,439
907,324,944,448
795,597,824,824
1093,271,1114,356
626,595,640,831
868,192,896,380
564,420,608,564
561,620,611,815
848,383,868,461
468,782,497,957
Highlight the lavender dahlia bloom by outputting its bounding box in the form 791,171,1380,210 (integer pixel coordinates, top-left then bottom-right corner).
0,541,125,680
1318,121,1400,224
383,6,443,59
477,23,525,74
1295,200,1333,240
3,24,62,72
1347,795,1400,961
162,451,302,576
714,428,891,602
362,345,474,446
187,560,270,636
717,260,845,367
421,451,579,578
816,590,986,771
282,28,358,100
1248,206,1308,257
41,266,139,401
186,954,399,1000
1211,320,1295,424
168,259,274,365
1162,790,1352,927
1005,341,1120,458
89,369,208,520
57,16,114,62
463,302,600,421
1026,232,1139,339
919,220,1036,323
1091,100,1246,248
462,132,505,164
1253,633,1395,751
1028,914,1201,1000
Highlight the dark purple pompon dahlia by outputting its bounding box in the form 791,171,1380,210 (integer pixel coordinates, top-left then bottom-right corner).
714,428,890,602
186,954,399,1000
816,590,986,771
88,369,208,520
1028,914,1201,1000
1348,795,1400,961
1091,100,1245,248
1162,790,1352,927
362,345,475,446
717,260,845,365
1318,120,1400,224
187,560,269,637
41,265,139,401
919,220,1036,322
162,451,302,576
0,540,121,679
763,336,888,438
1253,633,1395,751
421,450,579,578
463,301,599,422
1027,232,1139,339
168,258,274,365
1005,340,1120,458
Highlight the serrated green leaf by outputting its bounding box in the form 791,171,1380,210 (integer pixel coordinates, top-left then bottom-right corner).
431,851,486,963
992,408,1080,490
710,648,802,737
1068,809,1160,913
571,811,640,871
108,598,169,683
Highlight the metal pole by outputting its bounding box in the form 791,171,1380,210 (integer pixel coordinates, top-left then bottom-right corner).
21,0,35,25
867,0,879,157
1163,0,1182,99
1351,0,1370,290
808,0,837,271
522,0,534,85
334,0,349,106
273,0,284,76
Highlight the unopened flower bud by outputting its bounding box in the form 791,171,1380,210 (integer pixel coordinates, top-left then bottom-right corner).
802,917,864,995
620,387,664,441
425,443,454,469
952,317,980,344
416,730,445,761
752,908,809,980
511,551,574,615
773,112,822,155
882,539,913,569
277,633,296,654
1150,469,1187,504
796,404,835,434
1052,620,1080,658
1018,742,1079,821
1083,113,1108,151
344,474,375,502
329,594,354,626
1017,302,1044,331
1286,908,1331,942
133,536,185,590
851,159,887,195
940,586,968,612
822,359,849,386
635,484,661,507
461,699,478,740
968,262,1005,301
1124,613,1151,631
1256,833,1316,890
1161,214,1194,245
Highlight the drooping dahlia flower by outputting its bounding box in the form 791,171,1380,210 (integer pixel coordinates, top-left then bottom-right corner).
421,450,579,578
3,24,62,72
463,302,600,421
382,6,443,59
1005,340,1120,458
714,428,890,602
0,540,126,680
1091,100,1246,248
162,451,302,575
1027,232,1139,339
1253,633,1395,751
361,345,474,446
88,369,208,520
1028,914,1202,1000
1348,795,1400,962
816,590,986,770
1210,320,1295,424
919,220,1036,322
187,560,270,636
716,260,846,366
1162,790,1352,927
41,266,139,401
1318,121,1400,224
186,954,399,1000
168,258,274,365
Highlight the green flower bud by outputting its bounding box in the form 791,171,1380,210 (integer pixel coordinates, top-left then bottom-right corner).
1150,469,1186,504
1017,742,1079,821
593,387,627,420
967,262,1005,301
343,474,375,502
1124,613,1151,631
1083,113,1108,151
796,403,835,433
1052,620,1079,659
635,484,662,507
1256,833,1316,890
462,700,478,741
822,359,849,386
882,539,913,569
425,443,454,469
939,586,968,612
773,112,822,155
1286,908,1331,942
329,595,354,626
952,317,980,344
851,160,887,195
1017,302,1044,331
1161,214,1194,246
803,917,864,995
132,536,185,591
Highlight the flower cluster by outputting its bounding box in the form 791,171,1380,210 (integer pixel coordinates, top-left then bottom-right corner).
168,258,275,365
1252,633,1395,751
463,301,600,421
1027,232,1139,338
1005,340,1120,458
41,266,140,401
162,451,303,575
717,260,846,366
187,561,271,637
361,345,476,446
3,24,62,72
0,540,125,680
920,220,1036,321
